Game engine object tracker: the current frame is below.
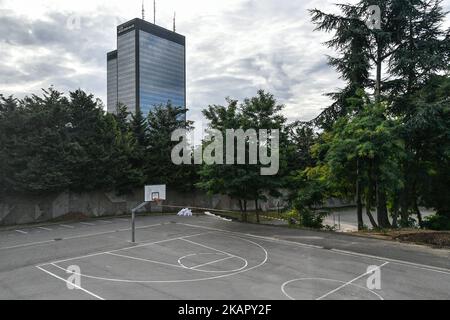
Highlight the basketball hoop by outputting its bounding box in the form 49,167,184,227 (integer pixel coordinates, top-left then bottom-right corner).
151,192,163,206
129,184,166,243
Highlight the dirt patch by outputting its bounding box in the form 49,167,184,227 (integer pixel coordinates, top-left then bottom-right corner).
355,229,450,248
394,232,450,248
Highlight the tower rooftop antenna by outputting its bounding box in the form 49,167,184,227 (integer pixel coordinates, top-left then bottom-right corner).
173,11,176,32
153,0,156,24
142,0,145,20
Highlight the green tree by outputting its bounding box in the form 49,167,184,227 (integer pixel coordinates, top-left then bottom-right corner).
65,89,117,191
198,90,287,222
196,98,248,218
145,103,195,191
0,95,22,194
310,0,449,228
1,88,73,193
284,121,319,193
308,99,405,229
113,103,131,134
405,76,450,223
310,3,371,129
131,109,148,147
105,113,144,195
241,91,287,222
0,88,146,196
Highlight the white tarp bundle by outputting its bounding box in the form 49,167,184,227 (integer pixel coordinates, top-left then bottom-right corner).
177,208,193,217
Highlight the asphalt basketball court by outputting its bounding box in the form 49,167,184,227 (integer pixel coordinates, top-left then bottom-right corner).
27,216,449,300
1,186,449,300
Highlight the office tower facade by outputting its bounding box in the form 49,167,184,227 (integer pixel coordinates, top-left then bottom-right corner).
107,18,186,116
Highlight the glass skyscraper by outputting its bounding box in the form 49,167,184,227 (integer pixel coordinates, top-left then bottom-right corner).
107,18,186,117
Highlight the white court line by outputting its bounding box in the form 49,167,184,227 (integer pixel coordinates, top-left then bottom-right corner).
99,220,113,224
36,266,104,300
177,253,248,274
204,212,232,222
177,223,450,275
281,277,384,301
38,231,214,266
15,230,28,234
110,232,216,254
80,222,95,226
117,219,129,222
182,238,242,259
0,223,163,251
39,233,268,284
179,223,323,249
316,262,389,300
191,256,235,270
60,224,74,229
0,239,55,250
330,249,450,276
37,227,52,231
106,252,185,269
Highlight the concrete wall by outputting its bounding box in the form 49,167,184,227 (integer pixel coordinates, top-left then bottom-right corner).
0,189,289,226
0,190,138,226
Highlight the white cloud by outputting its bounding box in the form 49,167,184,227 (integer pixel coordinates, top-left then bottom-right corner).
0,0,448,125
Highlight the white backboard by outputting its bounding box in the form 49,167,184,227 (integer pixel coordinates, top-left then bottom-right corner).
145,185,167,202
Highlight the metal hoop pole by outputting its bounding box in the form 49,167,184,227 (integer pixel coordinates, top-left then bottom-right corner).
131,201,148,243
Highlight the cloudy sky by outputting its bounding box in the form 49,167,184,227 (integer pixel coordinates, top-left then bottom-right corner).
1,0,449,126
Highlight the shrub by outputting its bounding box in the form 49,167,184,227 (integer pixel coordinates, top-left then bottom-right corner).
299,209,325,229
284,208,324,229
399,217,419,229
284,209,300,226
423,215,450,231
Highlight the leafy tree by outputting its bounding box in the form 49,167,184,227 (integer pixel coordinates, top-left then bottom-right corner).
0,88,145,196
131,109,148,147
310,1,402,220
310,0,449,228
240,91,287,222
196,98,248,218
198,90,287,222
289,168,329,229
405,76,450,221
0,95,21,194
304,98,405,229
310,3,371,129
145,103,195,191
388,0,449,100
105,113,144,195
113,103,131,134
65,89,117,191
1,88,73,193
284,121,319,194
